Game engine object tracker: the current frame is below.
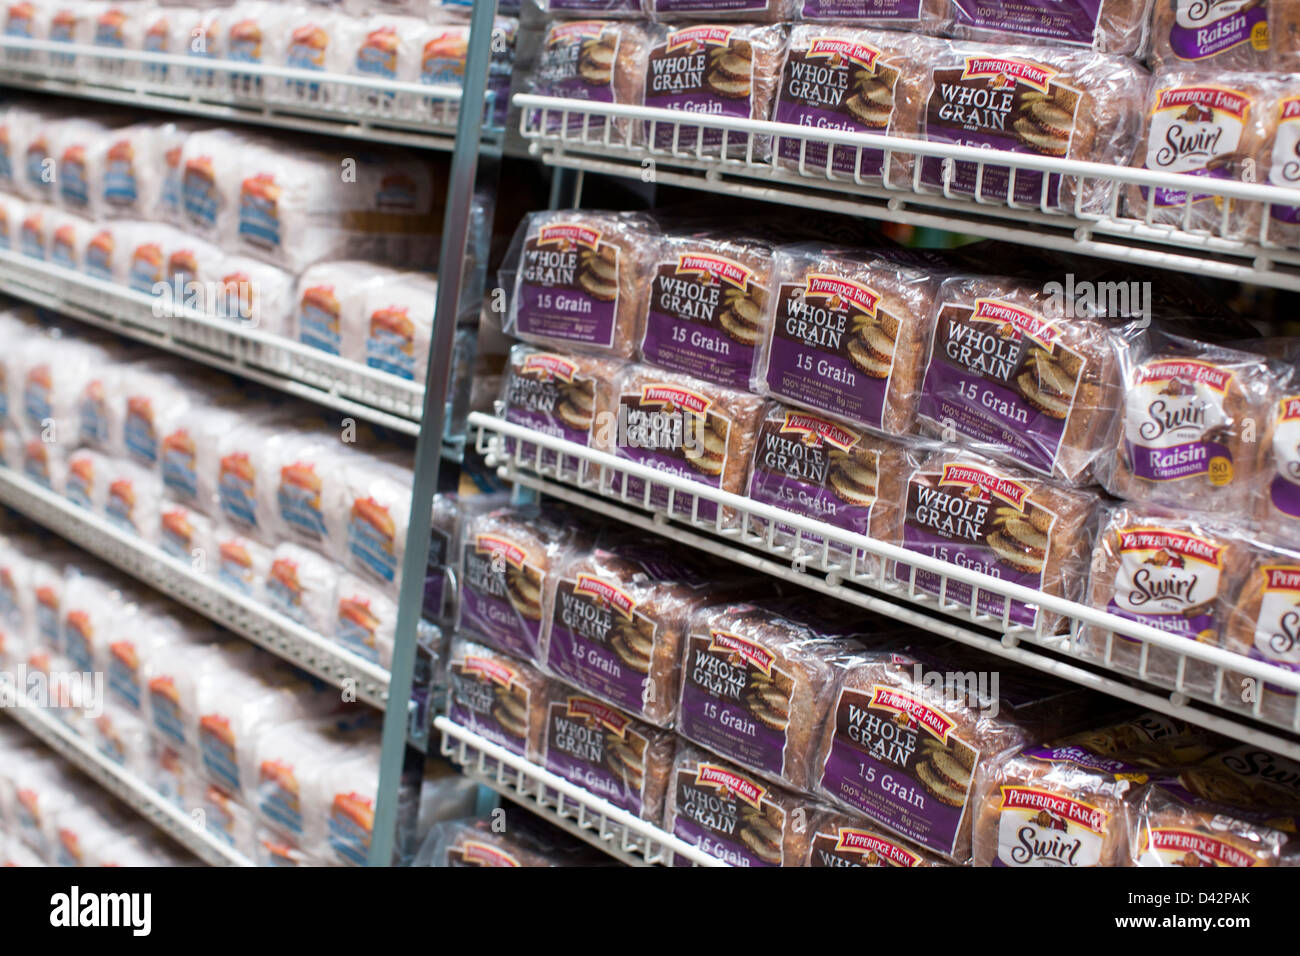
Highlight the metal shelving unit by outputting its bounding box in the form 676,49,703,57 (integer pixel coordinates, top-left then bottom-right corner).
516,95,1300,292
0,250,425,436
1,703,253,866
0,36,478,153
0,465,392,709
471,412,1300,763
435,716,723,867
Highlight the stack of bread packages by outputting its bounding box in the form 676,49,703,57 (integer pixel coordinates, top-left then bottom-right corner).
523,0,1300,244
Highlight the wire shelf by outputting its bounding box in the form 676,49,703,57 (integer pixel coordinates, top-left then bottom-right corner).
0,465,392,709
470,411,1300,761
516,94,1300,293
434,715,725,867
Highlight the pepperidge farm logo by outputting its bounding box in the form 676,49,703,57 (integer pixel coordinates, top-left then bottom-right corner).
50,886,151,936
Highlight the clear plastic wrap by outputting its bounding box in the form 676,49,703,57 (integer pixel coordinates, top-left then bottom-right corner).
913,274,1130,485
805,808,946,866
1130,774,1298,866
541,535,734,725
103,456,163,544
948,0,1154,56
972,743,1142,867
675,601,869,791
295,260,403,357
159,499,215,565
457,505,590,663
914,41,1148,214
357,271,438,382
417,813,607,866
1096,329,1283,517
753,245,942,438
214,524,273,601
1051,710,1226,766
503,209,657,359
813,644,1074,863
499,343,627,482
1223,538,1300,725
594,362,768,524
540,684,677,821
1149,0,1274,70
332,452,413,596
527,20,651,138
663,742,817,866
744,401,910,571
637,230,774,391
773,28,945,186
332,571,398,667
1082,505,1250,691
1126,71,1283,237
445,635,548,762
1259,84,1300,248
264,541,340,636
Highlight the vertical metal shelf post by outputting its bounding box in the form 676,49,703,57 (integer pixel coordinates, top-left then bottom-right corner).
367,0,500,866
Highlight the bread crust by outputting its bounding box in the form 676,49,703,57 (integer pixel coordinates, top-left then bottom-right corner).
664,743,816,866
753,245,941,437
914,275,1126,485
1083,505,1249,691
876,446,1097,634
914,41,1147,215
972,744,1139,867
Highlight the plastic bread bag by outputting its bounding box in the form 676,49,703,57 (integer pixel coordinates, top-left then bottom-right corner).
752,244,943,438
18,204,50,261
773,28,946,187
214,413,299,543
1051,710,1228,766
160,402,249,516
264,541,340,636
21,435,68,495
14,330,100,443
812,643,1081,863
136,6,201,83
95,122,167,221
1149,0,1275,71
92,704,152,778
213,523,273,601
212,256,295,336
1128,772,1299,866
1126,71,1282,238
457,505,592,663
643,0,797,21
948,0,1155,56
1251,79,1300,248
356,271,437,383
498,343,626,482
627,22,788,157
100,457,162,544
5,102,58,203
331,452,413,596
0,193,24,252
104,599,203,716
59,564,129,675
675,600,875,791
539,683,676,822
0,537,33,639
1221,537,1300,726
593,362,767,526
913,41,1149,216
416,812,610,867
179,128,255,246
0,307,41,427
224,1,292,94
144,640,233,755
331,571,399,667
445,634,548,762
525,20,652,139
158,498,215,566
664,742,819,866
153,120,201,226
1096,327,1283,518
295,259,404,357
636,229,774,391
502,209,658,359
26,549,75,652
258,427,352,552
881,443,1099,635
108,360,196,467
50,118,114,217
47,211,94,271
279,4,359,102
348,12,427,94
913,274,1131,486
1257,362,1300,536
1159,743,1300,817
796,0,950,29
541,533,742,726
805,808,947,866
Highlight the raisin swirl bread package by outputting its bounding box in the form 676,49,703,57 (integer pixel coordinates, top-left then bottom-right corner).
457,506,591,664
1223,540,1300,725
1130,774,1299,867
664,744,818,866
1259,84,1300,248
745,402,909,571
812,645,1076,863
797,0,952,30
972,744,1144,867
948,0,1154,55
1082,506,1249,691
1260,373,1300,533
504,210,656,359
1052,710,1227,766
914,42,1147,214
499,344,624,482
643,0,797,21
1149,0,1274,70
914,275,1127,485
593,363,766,524
637,230,774,391
1098,331,1280,515
540,686,675,822
882,445,1097,634
445,636,548,762
753,245,941,437
1126,71,1277,237
527,20,651,138
541,535,739,726
773,28,944,186
629,23,787,156
675,601,871,792
805,809,946,866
